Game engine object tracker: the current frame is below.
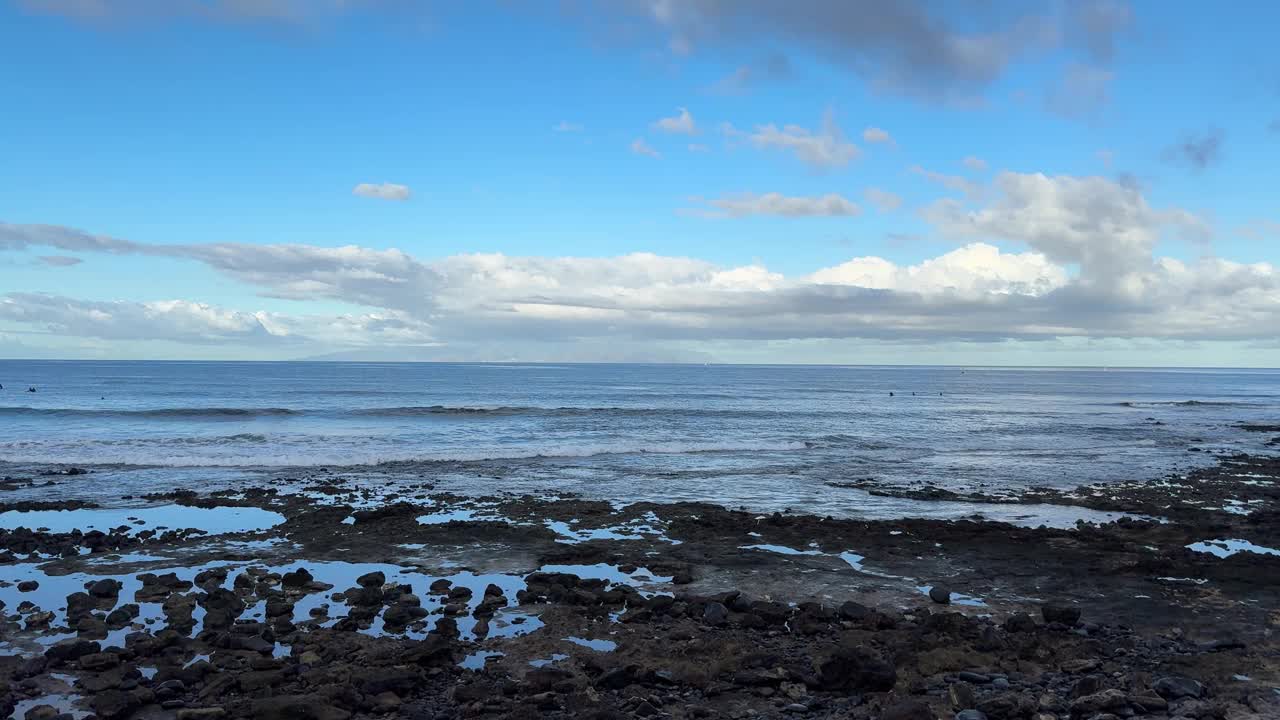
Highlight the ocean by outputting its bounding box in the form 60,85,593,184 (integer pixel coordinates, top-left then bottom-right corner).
0,361,1275,521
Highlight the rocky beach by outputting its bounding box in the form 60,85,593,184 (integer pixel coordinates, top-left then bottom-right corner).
2,432,1278,720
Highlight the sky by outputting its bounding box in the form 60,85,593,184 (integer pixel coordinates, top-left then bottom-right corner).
0,0,1278,366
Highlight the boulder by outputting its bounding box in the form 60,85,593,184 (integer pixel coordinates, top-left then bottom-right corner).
1041,604,1081,626
356,571,385,588
1153,675,1205,701
814,644,897,692
703,601,729,626
1068,689,1129,716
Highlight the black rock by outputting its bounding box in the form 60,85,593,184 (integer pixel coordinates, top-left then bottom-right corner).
356,571,385,588
879,699,934,720
280,568,313,588
814,645,897,692
89,578,123,598
1153,675,1205,700
929,585,952,604
703,601,729,626
1041,604,1081,626
45,638,101,665
1002,613,1037,633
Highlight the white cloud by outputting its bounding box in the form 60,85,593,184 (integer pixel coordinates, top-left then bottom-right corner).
726,110,859,169
911,165,982,199
862,127,892,144
687,143,709,153
922,171,1211,280
3,174,1276,356
352,182,411,201
0,293,282,344
689,192,861,218
863,187,903,212
630,138,661,158
553,121,584,132
811,243,1067,295
963,156,988,171
653,107,697,134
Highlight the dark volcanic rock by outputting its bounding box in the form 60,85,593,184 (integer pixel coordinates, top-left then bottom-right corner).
45,638,100,665
976,692,1038,719
88,578,122,598
1069,688,1129,716
928,585,952,604
250,694,352,720
880,699,935,720
356,570,385,588
281,568,314,588
1003,613,1037,633
1042,603,1081,626
1153,675,1205,700
815,644,897,692
702,601,729,626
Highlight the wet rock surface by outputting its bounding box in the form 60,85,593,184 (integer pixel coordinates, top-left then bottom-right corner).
0,450,1277,718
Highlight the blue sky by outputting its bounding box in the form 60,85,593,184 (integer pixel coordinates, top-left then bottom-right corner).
1,0,1278,365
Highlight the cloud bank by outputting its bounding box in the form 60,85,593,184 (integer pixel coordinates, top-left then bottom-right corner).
2,170,1275,361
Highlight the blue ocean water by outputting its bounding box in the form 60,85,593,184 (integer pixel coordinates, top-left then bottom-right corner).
0,361,1275,517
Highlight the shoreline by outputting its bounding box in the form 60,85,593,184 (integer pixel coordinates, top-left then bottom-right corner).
1,446,1278,719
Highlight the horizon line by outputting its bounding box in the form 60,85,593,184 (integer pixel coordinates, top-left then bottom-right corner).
0,357,1277,371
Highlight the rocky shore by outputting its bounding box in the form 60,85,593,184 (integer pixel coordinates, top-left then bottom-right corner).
1,448,1278,720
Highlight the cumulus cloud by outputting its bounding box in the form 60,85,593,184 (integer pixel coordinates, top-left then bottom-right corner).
863,187,903,212
963,156,988,172
3,172,1275,354
0,292,436,348
1162,128,1225,172
688,192,861,218
630,138,661,158
0,293,282,344
922,171,1212,282
653,107,697,134
725,110,859,169
862,127,892,144
811,243,1067,296
352,182,411,201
